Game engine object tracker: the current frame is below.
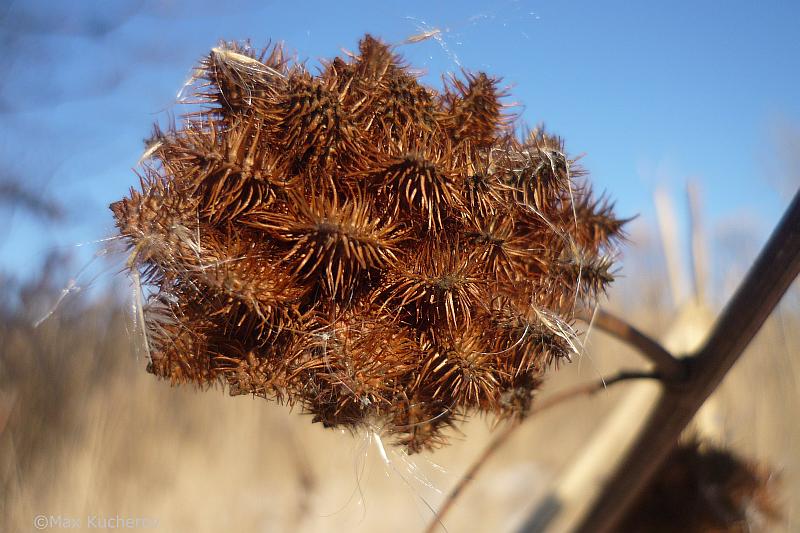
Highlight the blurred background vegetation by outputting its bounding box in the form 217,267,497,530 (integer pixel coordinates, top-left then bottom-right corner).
1,0,798,531
2,179,798,532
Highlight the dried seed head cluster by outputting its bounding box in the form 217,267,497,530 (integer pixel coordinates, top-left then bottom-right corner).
620,440,782,532
111,35,625,452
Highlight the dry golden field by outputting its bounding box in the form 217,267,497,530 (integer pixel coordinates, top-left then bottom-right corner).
1,240,798,532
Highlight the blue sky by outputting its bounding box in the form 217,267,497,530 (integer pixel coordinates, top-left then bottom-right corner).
1,0,798,289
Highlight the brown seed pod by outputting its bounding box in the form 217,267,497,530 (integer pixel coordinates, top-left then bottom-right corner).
112,34,626,453
367,135,462,232
619,439,782,532
245,187,406,298
440,71,508,149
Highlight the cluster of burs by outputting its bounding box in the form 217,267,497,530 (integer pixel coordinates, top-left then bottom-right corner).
111,35,624,452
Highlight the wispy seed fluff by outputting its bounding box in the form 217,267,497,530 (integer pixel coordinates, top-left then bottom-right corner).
111,35,626,453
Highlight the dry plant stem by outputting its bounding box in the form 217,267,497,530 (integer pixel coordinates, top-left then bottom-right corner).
424,371,658,533
654,188,689,306
578,309,685,380
569,188,800,533
686,181,708,302
0,391,18,436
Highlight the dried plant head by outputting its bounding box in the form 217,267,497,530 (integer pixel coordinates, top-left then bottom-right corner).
620,438,782,532
111,34,627,453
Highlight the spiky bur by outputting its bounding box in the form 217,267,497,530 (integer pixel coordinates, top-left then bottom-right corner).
619,439,782,532
110,35,626,453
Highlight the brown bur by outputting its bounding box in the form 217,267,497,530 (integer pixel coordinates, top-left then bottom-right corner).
110,34,625,453
619,439,782,532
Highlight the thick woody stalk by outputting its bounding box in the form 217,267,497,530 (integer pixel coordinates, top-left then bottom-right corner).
565,188,800,532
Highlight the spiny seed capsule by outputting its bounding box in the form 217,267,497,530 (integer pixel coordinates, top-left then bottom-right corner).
620,439,782,532
110,34,625,453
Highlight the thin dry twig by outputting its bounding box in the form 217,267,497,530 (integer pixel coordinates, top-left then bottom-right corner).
0,179,64,221
577,308,685,381
424,370,658,533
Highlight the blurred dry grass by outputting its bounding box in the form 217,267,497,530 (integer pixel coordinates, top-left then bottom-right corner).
1,259,798,532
